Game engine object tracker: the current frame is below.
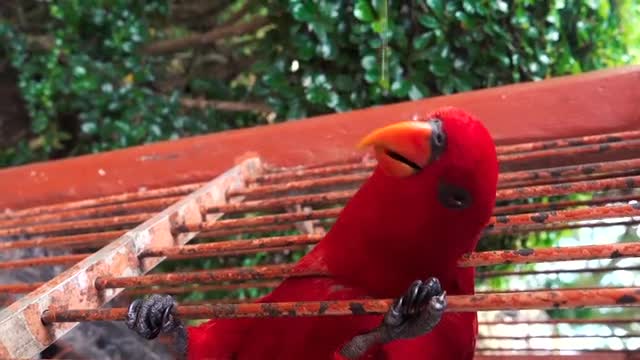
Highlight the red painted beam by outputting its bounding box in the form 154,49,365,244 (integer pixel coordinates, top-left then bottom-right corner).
1,66,639,210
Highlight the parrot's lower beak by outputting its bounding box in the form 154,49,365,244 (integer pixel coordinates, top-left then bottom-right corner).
358,119,446,177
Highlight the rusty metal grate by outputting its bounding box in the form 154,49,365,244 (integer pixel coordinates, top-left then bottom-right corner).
1,126,640,356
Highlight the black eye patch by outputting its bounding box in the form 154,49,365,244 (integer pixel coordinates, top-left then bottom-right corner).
438,182,472,209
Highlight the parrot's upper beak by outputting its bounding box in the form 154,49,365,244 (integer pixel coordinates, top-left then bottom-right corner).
358,119,446,177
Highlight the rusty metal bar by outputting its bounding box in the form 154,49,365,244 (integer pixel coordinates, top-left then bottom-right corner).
459,242,640,267
475,348,639,353
497,130,640,155
207,191,354,214
211,187,636,220
476,354,636,360
192,202,640,240
175,208,342,233
478,318,640,325
229,172,639,204
498,159,640,184
196,223,299,239
0,213,152,238
478,334,640,340
492,193,639,216
0,182,204,220
40,287,640,323
488,203,640,229
261,156,367,174
248,162,376,185
478,265,640,278
94,264,324,289
496,175,640,201
0,230,125,251
485,218,640,236
0,158,261,359
498,139,640,165
0,283,43,294
149,231,640,265
500,171,640,191
0,196,182,229
252,156,640,191
123,281,281,296
0,254,88,270
94,241,640,289
139,234,323,258
228,174,368,198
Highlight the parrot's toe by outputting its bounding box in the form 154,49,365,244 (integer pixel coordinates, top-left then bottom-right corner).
380,277,448,343
126,294,179,340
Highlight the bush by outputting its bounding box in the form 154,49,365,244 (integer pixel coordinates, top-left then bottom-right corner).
0,0,636,167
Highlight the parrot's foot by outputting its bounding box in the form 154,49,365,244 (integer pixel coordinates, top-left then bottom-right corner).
339,278,447,359
379,277,447,342
126,294,179,339
126,294,188,359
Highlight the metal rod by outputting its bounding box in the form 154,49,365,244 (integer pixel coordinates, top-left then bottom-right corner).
139,234,322,258
478,318,640,325
0,213,151,237
0,230,125,251
229,172,639,205
478,334,640,340
496,130,640,155
459,242,640,267
123,281,281,296
196,224,299,239
497,158,640,188
484,218,640,236
248,162,376,185
492,193,639,216
94,264,325,290
0,282,43,294
96,240,640,289
208,191,354,214
228,174,368,198
0,254,88,270
488,203,640,229
175,208,342,233
497,139,640,164
495,175,640,201
478,265,640,278
0,196,181,229
0,182,202,220
40,287,640,323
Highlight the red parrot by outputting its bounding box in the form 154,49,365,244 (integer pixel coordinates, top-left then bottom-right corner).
127,107,499,360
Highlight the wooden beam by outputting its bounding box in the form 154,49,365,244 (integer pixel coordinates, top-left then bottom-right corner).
1,66,639,210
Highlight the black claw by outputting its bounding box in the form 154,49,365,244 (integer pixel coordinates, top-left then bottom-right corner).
379,277,447,343
125,294,179,340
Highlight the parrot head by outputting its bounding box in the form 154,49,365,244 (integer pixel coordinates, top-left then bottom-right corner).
357,106,498,258
359,108,498,223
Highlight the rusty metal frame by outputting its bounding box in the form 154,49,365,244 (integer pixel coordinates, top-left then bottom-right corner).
1,66,640,359
0,158,262,359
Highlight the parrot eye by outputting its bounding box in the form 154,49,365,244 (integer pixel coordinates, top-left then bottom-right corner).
428,118,446,161
438,182,472,210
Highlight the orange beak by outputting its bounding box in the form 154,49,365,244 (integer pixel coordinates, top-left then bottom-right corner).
358,120,446,177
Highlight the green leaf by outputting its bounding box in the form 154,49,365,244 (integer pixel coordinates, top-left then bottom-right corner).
291,2,316,22
354,0,376,22
427,0,445,17
361,54,377,70
413,32,434,50
418,15,440,29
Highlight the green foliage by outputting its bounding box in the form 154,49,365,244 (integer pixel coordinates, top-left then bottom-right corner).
0,0,260,167
0,0,635,167
254,0,633,119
